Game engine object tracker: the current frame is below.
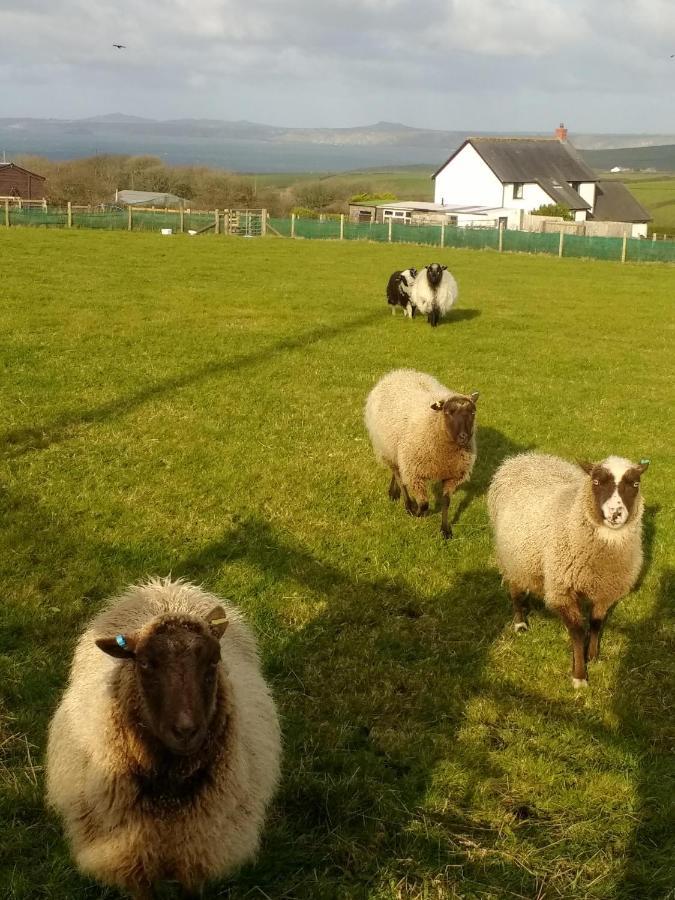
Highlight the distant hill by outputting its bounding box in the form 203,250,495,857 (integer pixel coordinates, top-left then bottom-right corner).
579,144,675,172
1,116,675,173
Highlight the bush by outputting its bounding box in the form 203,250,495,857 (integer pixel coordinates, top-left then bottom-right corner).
349,191,397,204
531,203,574,221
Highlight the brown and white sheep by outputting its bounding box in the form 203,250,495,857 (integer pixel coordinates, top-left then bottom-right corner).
46,578,281,899
487,453,649,687
364,368,479,538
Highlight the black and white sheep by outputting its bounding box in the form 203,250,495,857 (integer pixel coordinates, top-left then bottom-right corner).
46,578,281,899
386,267,418,317
410,263,458,326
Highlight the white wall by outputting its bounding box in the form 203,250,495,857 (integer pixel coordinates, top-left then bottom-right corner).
434,144,503,207
578,181,596,209
632,223,649,238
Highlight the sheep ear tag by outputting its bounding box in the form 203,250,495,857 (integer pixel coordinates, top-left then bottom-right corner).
207,606,229,638
95,633,137,659
430,400,444,411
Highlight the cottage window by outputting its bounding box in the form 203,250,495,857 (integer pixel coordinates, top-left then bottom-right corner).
513,183,524,199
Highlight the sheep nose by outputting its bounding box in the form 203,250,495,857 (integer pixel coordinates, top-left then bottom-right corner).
171,716,199,742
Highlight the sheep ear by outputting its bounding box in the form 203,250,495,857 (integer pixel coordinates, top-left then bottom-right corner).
96,634,137,659
430,400,444,411
577,460,595,476
410,268,417,277
206,605,229,638
635,459,650,475
441,265,447,270
469,391,479,403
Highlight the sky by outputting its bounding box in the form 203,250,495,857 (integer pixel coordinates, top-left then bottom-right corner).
2,0,675,132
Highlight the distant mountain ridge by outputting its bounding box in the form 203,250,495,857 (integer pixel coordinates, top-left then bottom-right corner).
2,116,674,172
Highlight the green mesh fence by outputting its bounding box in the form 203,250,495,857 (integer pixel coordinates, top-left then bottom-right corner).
626,238,675,264
4,207,675,264
445,226,500,251
7,208,68,227
503,230,560,255
562,233,623,261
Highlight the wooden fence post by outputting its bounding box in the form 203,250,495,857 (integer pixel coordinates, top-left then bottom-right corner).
128,206,132,231
558,230,565,258
291,213,296,238
180,207,185,233
652,233,656,242
261,209,267,236
621,235,627,263
440,223,445,248
340,214,344,240
67,202,72,228
214,209,220,235
498,222,504,253
4,199,9,228
388,218,392,242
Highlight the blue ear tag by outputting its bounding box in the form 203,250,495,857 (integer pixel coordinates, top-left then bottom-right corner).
115,634,127,649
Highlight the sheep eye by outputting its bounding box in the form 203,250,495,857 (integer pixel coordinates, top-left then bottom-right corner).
592,478,599,485
633,481,639,488
138,659,154,672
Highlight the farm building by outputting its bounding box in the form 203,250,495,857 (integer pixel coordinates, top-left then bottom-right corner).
0,163,46,200
114,189,190,208
432,125,651,238
348,200,510,229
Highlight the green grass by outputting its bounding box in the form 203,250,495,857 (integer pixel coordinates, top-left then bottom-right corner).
0,230,673,899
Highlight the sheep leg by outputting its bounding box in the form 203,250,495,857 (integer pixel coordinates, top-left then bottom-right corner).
556,604,588,688
131,884,157,900
407,480,429,517
388,470,401,501
509,585,529,632
440,486,454,539
587,614,606,662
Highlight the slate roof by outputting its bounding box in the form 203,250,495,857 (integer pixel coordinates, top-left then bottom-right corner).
433,138,597,184
536,177,590,210
592,181,652,223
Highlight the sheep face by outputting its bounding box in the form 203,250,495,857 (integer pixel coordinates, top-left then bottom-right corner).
426,263,447,287
431,393,479,448
578,456,649,529
96,612,228,756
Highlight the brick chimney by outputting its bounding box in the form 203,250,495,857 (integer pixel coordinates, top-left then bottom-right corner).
555,122,568,141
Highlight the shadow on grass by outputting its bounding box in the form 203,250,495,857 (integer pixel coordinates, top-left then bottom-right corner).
613,568,675,899
176,518,543,898
449,425,534,525
449,307,481,323
0,309,383,459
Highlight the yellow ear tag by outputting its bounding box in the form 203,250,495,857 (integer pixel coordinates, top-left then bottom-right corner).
210,617,228,626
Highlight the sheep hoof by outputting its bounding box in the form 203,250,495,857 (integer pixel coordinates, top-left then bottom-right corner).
441,526,453,540
514,621,528,634
415,502,429,518
572,678,589,690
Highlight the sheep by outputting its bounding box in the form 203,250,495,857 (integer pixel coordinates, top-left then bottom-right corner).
46,577,281,900
410,262,458,326
364,368,479,539
386,267,418,317
487,453,650,688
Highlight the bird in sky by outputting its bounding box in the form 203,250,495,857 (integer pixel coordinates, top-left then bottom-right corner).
113,43,126,49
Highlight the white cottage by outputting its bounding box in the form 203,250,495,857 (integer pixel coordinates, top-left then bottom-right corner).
432,125,651,237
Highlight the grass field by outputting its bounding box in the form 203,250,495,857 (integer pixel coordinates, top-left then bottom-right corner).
0,230,673,899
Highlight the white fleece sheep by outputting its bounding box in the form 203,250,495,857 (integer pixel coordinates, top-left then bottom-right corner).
410,263,458,326
487,453,649,687
364,368,478,538
46,578,281,898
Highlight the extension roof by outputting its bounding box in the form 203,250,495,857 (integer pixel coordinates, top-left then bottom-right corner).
536,177,590,211
592,181,652,223
432,138,597,184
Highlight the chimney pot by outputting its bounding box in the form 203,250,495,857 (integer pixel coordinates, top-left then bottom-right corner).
555,123,568,141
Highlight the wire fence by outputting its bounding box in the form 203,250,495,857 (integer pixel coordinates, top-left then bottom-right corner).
4,203,675,265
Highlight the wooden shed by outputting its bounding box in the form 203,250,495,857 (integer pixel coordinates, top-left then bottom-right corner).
0,163,46,200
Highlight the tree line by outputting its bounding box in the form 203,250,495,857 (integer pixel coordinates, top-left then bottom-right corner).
15,154,400,215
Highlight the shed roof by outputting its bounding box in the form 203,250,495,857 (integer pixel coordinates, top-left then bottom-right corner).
592,181,652,223
0,163,46,180
433,138,596,184
116,190,188,206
